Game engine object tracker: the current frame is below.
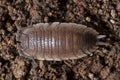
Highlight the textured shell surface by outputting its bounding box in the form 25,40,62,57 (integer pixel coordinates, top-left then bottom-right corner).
16,22,99,61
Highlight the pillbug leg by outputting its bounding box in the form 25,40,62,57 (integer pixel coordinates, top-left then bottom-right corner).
77,49,87,59
16,40,24,56
81,48,92,56
85,50,92,55
90,46,98,52
19,50,38,68
31,58,38,68
18,49,24,57
80,48,88,55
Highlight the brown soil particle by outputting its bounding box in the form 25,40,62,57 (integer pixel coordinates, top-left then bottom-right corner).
0,0,120,80
11,56,26,79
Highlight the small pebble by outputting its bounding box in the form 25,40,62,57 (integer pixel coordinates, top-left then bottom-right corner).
86,17,91,22
110,19,115,24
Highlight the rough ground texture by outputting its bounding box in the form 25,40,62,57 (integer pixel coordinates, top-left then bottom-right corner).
0,0,120,80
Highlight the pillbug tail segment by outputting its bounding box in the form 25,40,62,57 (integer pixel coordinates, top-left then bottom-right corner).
81,28,99,51
96,35,107,46
97,35,106,39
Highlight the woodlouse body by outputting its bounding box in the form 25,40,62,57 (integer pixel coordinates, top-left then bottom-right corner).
16,22,99,61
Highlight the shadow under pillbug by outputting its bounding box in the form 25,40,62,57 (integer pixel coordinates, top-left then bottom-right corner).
16,22,104,61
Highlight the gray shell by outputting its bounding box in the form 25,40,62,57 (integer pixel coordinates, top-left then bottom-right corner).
16,22,99,61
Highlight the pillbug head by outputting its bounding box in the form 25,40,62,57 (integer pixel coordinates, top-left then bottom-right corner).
16,29,29,50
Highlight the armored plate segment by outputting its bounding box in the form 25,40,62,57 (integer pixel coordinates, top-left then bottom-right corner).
16,22,99,61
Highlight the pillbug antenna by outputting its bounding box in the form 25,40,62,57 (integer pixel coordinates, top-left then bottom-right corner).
16,18,33,42
16,26,23,43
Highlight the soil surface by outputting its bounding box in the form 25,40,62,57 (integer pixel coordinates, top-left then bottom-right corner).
0,0,120,80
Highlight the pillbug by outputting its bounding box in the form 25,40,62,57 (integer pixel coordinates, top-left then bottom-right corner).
16,22,104,61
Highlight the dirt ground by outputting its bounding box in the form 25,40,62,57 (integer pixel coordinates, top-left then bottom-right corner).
0,0,120,80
